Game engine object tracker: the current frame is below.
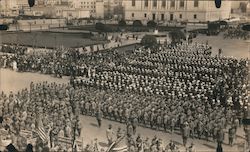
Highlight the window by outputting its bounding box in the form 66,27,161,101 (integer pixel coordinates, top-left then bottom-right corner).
194,14,197,19
145,0,148,7
153,0,157,7
180,14,182,18
170,14,174,20
170,0,175,7
180,0,184,7
162,0,166,7
194,0,199,7
132,13,134,17
161,14,164,21
144,13,147,18
152,13,156,20
132,0,135,6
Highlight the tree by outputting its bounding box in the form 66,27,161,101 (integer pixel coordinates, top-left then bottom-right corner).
147,20,157,28
95,22,105,31
118,19,126,27
168,30,185,45
141,35,157,48
133,20,143,27
242,24,250,31
208,22,220,35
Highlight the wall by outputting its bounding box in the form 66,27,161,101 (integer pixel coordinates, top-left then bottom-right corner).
14,19,66,31
96,1,105,18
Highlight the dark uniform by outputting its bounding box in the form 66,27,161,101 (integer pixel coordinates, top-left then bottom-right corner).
182,123,190,147
228,127,235,146
96,110,103,127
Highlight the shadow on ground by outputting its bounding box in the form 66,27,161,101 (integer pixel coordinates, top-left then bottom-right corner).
90,123,99,128
99,142,109,147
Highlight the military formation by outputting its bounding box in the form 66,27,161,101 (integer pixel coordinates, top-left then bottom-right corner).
0,40,248,152
0,82,83,151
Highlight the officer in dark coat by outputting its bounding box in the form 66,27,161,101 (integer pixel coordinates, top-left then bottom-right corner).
228,126,235,146
217,128,224,145
216,142,223,152
182,122,190,147
96,110,103,127
132,117,138,135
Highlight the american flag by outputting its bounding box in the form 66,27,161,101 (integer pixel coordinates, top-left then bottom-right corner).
36,126,48,143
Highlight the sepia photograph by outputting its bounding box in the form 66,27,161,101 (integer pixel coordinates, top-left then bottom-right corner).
0,0,249,151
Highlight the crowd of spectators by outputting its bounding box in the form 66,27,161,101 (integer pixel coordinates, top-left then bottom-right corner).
223,27,249,40
0,45,27,55
0,44,130,78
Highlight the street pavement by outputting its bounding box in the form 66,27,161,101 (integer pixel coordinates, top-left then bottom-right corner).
193,33,249,59
0,69,68,94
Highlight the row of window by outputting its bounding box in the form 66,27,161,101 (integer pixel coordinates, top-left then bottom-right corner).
80,5,96,9
131,13,197,20
132,0,199,7
80,2,95,5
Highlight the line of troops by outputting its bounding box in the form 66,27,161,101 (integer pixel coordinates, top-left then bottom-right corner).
86,87,239,147
0,83,240,152
74,43,247,110
0,41,248,152
106,124,184,152
0,82,83,152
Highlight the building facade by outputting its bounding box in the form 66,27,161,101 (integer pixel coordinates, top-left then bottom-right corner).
68,0,96,17
0,0,19,16
96,0,105,18
123,0,232,22
96,0,124,19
